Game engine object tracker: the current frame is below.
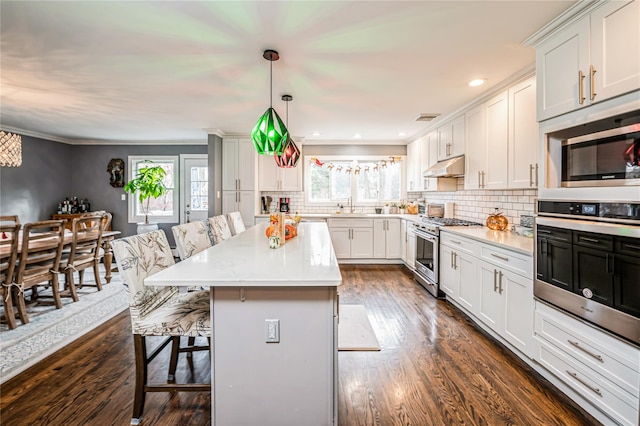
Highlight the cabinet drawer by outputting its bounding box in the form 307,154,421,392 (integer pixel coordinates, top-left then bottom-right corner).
536,340,638,426
573,231,614,251
535,301,640,397
326,218,373,228
479,244,532,277
440,233,477,255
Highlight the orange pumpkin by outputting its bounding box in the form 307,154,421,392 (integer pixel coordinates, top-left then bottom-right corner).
285,224,297,240
265,225,274,237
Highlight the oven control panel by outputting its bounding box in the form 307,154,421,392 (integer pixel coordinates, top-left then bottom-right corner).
538,200,640,223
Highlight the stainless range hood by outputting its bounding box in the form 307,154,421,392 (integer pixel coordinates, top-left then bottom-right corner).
423,155,465,178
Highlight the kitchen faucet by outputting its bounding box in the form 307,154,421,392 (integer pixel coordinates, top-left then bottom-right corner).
348,196,354,213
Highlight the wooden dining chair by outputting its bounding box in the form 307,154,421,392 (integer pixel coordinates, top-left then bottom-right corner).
60,214,103,295
13,220,66,324
171,220,213,260
226,211,246,236
111,229,211,425
208,215,232,244
1,215,21,329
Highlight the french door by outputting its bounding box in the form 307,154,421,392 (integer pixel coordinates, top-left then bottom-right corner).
180,154,208,223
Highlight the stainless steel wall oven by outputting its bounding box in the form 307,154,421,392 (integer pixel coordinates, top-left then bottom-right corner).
535,200,640,346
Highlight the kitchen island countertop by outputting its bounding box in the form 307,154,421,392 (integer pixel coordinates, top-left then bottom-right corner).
146,221,342,288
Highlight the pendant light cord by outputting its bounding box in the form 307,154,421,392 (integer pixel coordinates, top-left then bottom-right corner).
270,59,273,108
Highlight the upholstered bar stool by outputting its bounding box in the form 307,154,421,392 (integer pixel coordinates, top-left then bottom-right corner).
171,220,213,260
207,215,232,244
0,215,21,329
226,211,246,236
111,229,211,425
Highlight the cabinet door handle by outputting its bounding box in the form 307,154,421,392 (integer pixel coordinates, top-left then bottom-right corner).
590,65,596,101
580,236,599,244
535,164,539,187
451,251,455,268
493,269,498,292
453,252,457,269
450,240,461,245
491,253,509,262
498,271,503,294
529,164,534,187
566,370,603,397
567,340,604,362
578,70,586,104
482,171,486,188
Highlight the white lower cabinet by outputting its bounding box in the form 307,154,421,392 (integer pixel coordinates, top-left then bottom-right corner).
401,220,407,263
440,231,534,359
406,225,416,270
477,260,534,357
535,301,639,426
222,190,255,226
327,218,374,259
373,218,401,259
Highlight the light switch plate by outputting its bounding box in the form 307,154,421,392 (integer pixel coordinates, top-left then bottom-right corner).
121,194,126,201
265,319,279,343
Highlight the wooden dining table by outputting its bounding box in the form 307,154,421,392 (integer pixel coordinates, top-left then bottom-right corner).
0,230,121,284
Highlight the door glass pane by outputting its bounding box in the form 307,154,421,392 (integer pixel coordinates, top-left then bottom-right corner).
189,166,208,211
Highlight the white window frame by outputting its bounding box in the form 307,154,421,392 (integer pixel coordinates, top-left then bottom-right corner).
304,155,406,207
127,156,179,224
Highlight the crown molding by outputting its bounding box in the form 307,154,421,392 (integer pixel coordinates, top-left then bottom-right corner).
522,0,599,47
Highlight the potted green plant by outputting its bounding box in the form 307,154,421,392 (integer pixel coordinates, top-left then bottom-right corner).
398,201,408,214
124,162,167,234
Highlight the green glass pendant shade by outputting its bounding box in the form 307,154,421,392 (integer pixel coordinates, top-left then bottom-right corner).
274,136,300,168
251,107,288,155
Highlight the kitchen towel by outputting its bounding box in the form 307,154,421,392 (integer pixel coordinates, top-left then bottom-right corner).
338,305,381,351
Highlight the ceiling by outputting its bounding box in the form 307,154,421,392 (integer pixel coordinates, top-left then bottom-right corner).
0,1,575,145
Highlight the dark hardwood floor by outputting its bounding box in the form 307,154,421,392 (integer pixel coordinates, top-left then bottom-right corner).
1,265,599,425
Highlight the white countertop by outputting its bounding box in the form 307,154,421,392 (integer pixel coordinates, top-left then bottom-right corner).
145,222,342,288
256,213,422,222
440,226,534,256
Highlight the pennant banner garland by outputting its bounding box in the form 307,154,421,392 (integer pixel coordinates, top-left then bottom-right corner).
309,157,402,174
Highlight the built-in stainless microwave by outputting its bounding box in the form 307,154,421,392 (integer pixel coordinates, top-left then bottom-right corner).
562,123,640,187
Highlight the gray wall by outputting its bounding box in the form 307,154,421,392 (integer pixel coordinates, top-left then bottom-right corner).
0,135,72,223
0,136,207,245
70,144,207,243
208,134,222,217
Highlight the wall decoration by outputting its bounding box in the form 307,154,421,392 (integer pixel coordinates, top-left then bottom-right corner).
310,157,401,174
107,158,125,187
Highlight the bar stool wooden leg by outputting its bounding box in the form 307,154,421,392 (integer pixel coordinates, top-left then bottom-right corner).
132,334,147,425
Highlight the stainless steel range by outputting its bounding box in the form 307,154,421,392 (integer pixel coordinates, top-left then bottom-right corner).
412,215,482,298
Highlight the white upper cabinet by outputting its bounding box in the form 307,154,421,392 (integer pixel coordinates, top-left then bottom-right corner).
508,77,538,188
223,139,256,191
464,105,486,190
536,0,640,121
424,131,457,192
437,115,465,161
590,0,640,103
484,91,509,190
258,153,302,192
464,76,538,190
406,139,421,192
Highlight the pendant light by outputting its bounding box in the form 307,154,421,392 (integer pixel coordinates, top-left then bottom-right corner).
251,49,288,155
274,95,301,168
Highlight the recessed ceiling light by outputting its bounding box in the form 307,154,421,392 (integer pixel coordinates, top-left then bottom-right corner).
468,78,486,87
311,132,320,136
398,132,407,136
353,133,362,139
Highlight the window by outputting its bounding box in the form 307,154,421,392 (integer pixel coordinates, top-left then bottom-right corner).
127,156,179,224
306,156,404,205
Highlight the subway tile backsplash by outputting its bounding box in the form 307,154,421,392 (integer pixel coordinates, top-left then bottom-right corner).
260,179,537,227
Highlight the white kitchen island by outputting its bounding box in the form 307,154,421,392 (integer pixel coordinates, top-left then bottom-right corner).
145,222,342,426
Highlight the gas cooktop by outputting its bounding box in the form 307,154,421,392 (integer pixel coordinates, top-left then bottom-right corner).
419,216,483,227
